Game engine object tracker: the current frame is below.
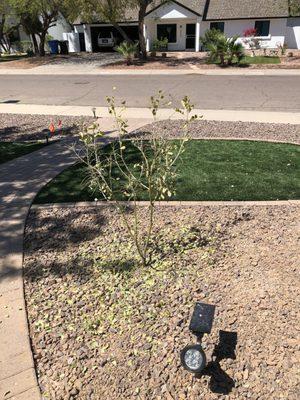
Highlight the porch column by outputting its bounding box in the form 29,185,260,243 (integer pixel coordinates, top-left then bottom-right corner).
143,23,150,52
83,24,92,52
195,17,201,52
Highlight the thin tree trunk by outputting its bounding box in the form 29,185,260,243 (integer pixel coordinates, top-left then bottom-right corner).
220,53,225,66
138,4,147,60
112,23,132,43
31,34,39,54
39,32,46,56
0,14,8,52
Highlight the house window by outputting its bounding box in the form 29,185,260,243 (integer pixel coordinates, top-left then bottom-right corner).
254,20,270,36
210,22,225,33
157,24,177,43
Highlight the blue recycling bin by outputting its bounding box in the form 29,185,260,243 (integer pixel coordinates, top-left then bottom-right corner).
48,40,59,55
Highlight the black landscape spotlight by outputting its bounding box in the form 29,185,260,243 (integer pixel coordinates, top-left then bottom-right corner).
181,302,216,374
91,107,97,119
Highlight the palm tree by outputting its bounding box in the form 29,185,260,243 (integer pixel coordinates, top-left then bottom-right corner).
227,36,245,65
206,34,229,66
116,41,139,65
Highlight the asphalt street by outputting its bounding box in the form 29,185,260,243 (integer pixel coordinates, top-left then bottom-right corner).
1,74,300,111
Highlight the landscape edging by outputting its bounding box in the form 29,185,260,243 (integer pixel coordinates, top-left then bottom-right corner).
31,200,300,210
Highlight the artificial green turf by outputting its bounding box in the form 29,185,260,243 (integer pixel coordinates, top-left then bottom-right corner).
241,55,281,65
0,142,46,164
0,54,28,63
34,140,300,203
209,55,281,66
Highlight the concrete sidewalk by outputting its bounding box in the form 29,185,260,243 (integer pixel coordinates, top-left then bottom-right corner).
1,66,300,76
0,117,147,399
1,103,300,124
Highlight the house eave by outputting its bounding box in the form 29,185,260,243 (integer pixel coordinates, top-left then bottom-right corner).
203,16,289,21
145,0,202,18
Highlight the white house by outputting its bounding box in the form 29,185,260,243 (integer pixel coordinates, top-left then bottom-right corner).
72,0,300,53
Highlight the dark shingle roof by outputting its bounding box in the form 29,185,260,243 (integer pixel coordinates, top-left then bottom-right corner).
204,0,289,20
75,1,290,24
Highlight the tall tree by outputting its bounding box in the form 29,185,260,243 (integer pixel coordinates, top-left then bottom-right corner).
132,0,164,59
79,0,134,42
10,0,79,56
80,0,161,58
0,1,19,53
20,13,42,54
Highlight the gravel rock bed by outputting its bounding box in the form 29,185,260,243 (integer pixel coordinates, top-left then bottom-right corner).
24,204,300,399
131,120,300,144
0,114,94,142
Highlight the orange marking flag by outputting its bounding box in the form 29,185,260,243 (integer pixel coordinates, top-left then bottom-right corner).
49,122,55,134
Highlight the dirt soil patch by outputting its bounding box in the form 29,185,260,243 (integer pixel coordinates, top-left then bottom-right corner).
0,53,122,69
0,114,94,142
24,204,300,399
131,120,300,145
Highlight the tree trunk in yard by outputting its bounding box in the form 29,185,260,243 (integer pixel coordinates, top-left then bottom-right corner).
138,3,148,60
39,32,46,56
219,52,225,66
0,14,8,52
31,34,39,55
112,23,132,43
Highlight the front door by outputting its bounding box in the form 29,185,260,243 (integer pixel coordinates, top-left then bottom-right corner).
186,24,196,49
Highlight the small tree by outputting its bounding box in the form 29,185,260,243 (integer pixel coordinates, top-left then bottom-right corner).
242,28,260,57
116,40,138,65
77,92,198,267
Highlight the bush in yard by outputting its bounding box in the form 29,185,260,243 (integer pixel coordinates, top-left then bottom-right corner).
242,28,261,56
116,41,139,65
200,28,224,50
227,36,245,65
203,31,245,67
152,37,168,52
77,91,199,267
12,40,33,54
206,33,228,66
277,42,288,56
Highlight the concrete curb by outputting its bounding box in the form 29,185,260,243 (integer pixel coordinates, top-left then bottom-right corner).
31,200,300,210
1,68,300,76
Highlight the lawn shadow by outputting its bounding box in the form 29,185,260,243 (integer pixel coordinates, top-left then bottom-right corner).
198,331,238,395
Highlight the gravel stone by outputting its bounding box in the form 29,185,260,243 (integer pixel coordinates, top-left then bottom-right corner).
23,204,300,399
131,120,300,144
0,113,94,142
